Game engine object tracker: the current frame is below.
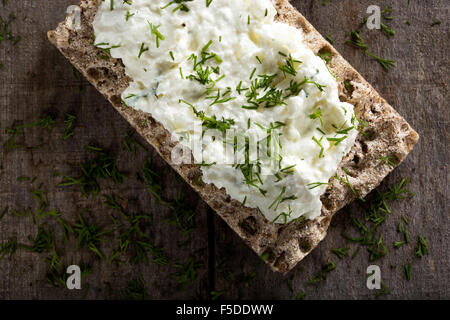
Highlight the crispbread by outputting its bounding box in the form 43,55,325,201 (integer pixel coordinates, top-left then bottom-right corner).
48,0,419,273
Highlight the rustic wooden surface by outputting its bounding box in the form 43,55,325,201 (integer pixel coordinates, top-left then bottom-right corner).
0,0,448,300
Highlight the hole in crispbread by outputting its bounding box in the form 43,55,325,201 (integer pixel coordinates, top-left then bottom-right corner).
340,79,356,103
344,80,355,95
110,95,121,106
260,249,273,263
321,192,334,211
370,104,382,114
273,251,288,271
192,172,203,186
87,67,115,87
298,237,312,253
318,47,333,64
361,142,369,154
87,67,100,80
239,216,257,236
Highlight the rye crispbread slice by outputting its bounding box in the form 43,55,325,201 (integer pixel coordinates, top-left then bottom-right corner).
48,0,419,273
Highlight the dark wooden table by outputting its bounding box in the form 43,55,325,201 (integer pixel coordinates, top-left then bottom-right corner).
0,0,448,299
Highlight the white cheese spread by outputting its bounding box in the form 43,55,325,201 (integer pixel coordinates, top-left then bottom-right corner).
93,0,358,223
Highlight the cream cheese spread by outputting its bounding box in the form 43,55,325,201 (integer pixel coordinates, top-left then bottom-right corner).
93,0,358,223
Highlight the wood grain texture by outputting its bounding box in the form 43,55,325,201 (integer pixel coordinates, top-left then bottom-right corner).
0,0,448,299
